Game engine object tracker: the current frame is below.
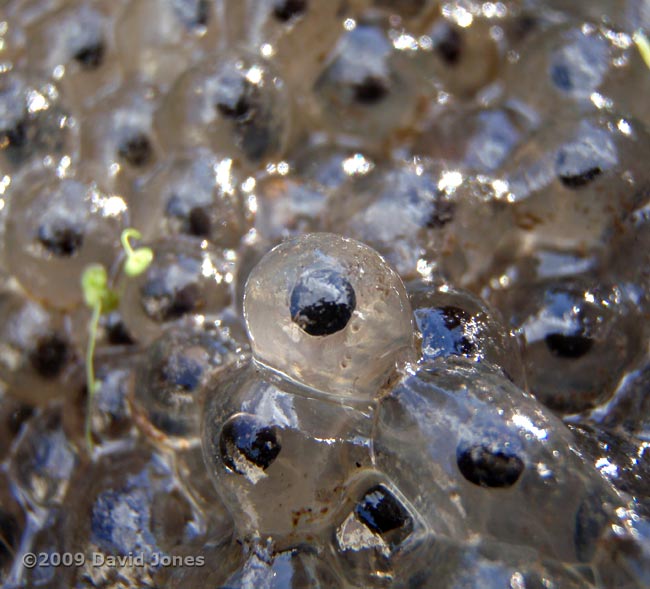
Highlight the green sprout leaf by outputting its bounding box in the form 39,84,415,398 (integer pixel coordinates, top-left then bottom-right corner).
124,247,154,277
81,265,120,313
121,228,153,277
81,264,108,308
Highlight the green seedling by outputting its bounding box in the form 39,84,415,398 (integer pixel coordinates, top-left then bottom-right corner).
81,228,153,452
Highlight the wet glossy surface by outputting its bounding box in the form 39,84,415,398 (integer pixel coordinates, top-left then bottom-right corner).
0,0,649,587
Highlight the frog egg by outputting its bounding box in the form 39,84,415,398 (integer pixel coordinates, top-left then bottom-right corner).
4,171,127,310
312,22,420,144
489,275,641,415
231,0,347,93
87,355,135,446
79,79,161,198
25,3,121,110
119,237,234,345
500,111,650,254
332,472,421,587
408,281,526,388
504,22,650,128
131,324,247,448
373,359,622,561
326,160,463,280
251,143,378,243
0,291,79,405
410,9,505,99
155,50,291,168
0,70,79,177
132,148,248,247
412,101,538,173
202,364,373,539
398,173,520,292
10,407,78,507
251,175,328,243
115,0,215,88
243,233,414,401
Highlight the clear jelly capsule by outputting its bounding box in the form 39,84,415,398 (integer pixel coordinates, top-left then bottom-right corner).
0,290,79,405
10,407,78,508
312,22,419,143
115,0,215,88
373,359,623,562
132,148,248,247
250,144,377,244
230,0,347,93
131,323,247,448
243,233,414,400
87,355,135,446
503,22,650,128
119,237,234,345
0,70,79,177
500,111,650,254
202,364,373,539
155,50,291,168
80,79,161,199
409,8,506,99
4,170,127,310
326,159,464,280
408,280,526,388
25,2,121,110
489,275,641,415
412,101,538,174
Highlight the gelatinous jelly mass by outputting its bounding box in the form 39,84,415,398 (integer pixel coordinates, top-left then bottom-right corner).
1,1,650,587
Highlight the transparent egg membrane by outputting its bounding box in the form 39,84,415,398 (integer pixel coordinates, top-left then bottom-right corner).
243,233,414,401
0,0,649,588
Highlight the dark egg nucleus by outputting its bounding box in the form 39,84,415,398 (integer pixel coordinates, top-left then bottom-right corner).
290,268,356,336
73,41,106,70
354,484,412,536
457,442,525,488
219,413,282,474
